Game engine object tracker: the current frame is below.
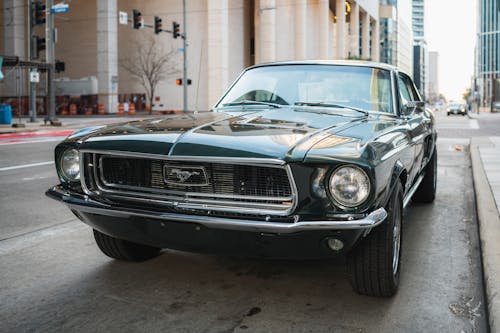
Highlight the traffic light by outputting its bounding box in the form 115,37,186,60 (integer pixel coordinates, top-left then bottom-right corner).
172,21,180,39
55,60,65,73
176,78,192,85
154,16,162,34
133,9,143,29
32,0,46,26
32,36,46,59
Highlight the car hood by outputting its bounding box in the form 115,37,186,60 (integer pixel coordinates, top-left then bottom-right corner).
74,109,370,161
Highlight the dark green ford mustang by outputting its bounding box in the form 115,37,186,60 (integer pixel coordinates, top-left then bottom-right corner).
47,61,437,297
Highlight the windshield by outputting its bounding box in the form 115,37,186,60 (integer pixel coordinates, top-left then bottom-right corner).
215,65,394,114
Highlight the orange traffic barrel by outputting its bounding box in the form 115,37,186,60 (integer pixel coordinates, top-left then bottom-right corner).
85,108,93,115
69,103,77,115
97,103,105,115
118,103,124,115
61,108,68,116
128,102,136,116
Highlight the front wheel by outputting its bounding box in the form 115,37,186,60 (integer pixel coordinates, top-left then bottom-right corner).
93,229,161,262
347,181,403,297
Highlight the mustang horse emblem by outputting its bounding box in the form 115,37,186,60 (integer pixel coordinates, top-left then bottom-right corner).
169,168,200,183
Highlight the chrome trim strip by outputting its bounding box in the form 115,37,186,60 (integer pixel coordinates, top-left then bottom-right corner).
101,193,291,214
47,186,387,233
403,173,424,208
80,151,298,216
79,149,287,166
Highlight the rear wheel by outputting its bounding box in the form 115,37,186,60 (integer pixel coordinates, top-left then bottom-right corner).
93,229,161,262
413,148,437,203
347,181,403,297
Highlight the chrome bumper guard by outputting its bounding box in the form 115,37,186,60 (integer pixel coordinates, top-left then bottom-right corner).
46,185,387,234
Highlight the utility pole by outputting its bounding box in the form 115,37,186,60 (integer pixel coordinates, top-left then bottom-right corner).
28,0,36,123
182,0,188,112
45,0,56,123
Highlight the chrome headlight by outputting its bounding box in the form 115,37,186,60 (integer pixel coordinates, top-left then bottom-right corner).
328,165,370,207
60,149,80,181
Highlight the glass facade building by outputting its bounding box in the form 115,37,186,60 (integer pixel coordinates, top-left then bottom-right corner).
476,0,500,106
412,0,427,99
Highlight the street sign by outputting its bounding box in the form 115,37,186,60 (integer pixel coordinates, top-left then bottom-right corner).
119,11,128,25
30,71,40,83
177,48,184,52
51,3,69,13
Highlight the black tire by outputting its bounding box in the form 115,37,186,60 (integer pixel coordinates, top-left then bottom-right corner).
447,112,450,116
413,148,437,203
93,229,161,262
347,181,403,297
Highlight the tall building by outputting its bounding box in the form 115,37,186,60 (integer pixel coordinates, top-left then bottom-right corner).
475,0,500,107
428,51,439,102
412,0,427,99
0,0,381,113
379,0,414,75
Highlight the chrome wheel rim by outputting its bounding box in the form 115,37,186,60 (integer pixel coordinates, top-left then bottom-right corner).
392,204,401,275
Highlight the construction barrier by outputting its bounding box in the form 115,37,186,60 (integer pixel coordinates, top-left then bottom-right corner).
97,103,105,115
118,103,124,115
69,103,77,115
61,108,68,116
128,102,136,116
85,108,94,115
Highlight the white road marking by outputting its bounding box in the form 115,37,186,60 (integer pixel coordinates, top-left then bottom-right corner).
436,119,480,130
22,175,52,181
470,119,479,129
0,161,54,171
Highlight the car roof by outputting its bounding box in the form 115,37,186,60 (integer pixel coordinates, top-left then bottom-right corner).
247,60,400,73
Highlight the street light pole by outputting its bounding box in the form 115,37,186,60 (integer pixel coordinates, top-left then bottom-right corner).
182,0,188,112
45,0,56,123
28,0,37,123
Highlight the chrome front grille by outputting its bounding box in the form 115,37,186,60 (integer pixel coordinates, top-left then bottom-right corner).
81,151,296,216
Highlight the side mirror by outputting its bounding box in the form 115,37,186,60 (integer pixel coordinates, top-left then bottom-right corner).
402,101,425,116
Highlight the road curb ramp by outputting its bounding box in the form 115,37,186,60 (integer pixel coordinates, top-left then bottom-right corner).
471,137,500,332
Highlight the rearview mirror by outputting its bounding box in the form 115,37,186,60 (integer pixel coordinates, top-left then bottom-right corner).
402,101,425,116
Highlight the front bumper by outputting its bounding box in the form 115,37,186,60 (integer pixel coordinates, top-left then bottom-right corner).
46,185,387,234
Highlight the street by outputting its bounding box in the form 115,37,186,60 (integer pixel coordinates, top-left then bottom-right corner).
0,111,497,332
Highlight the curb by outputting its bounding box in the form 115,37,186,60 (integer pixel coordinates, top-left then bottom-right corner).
470,137,500,332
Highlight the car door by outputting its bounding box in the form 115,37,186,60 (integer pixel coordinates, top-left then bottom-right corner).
397,73,427,189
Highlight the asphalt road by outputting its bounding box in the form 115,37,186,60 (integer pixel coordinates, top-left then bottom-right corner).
0,111,495,332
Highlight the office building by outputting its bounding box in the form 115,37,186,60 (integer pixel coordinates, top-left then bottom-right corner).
475,0,500,107
379,0,413,75
0,0,381,113
412,0,427,99
428,51,439,102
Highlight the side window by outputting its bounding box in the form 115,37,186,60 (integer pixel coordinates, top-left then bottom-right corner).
397,76,412,106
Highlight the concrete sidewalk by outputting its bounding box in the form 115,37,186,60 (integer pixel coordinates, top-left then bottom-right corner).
471,136,500,332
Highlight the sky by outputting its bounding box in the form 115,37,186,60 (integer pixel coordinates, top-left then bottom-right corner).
425,0,477,101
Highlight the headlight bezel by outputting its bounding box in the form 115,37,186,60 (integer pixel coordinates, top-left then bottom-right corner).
327,164,372,209
59,148,81,182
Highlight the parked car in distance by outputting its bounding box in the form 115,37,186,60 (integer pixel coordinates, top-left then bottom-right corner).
47,61,437,297
492,101,500,113
447,102,467,116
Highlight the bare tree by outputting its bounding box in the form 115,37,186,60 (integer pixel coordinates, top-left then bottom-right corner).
121,38,179,113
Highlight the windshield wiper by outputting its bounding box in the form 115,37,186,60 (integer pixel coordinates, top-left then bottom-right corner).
221,100,283,109
294,101,369,116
